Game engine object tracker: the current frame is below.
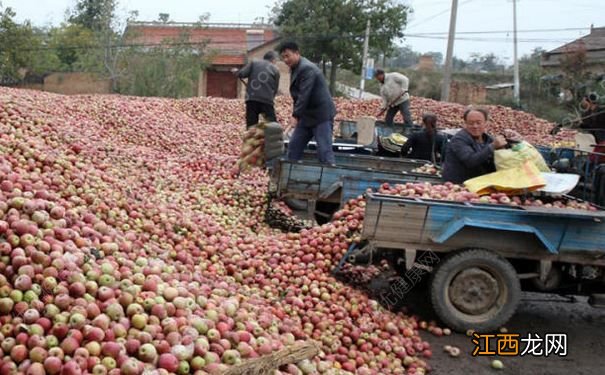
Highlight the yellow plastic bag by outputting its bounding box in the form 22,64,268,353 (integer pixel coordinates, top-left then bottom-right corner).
389,133,408,145
494,141,550,172
464,161,546,195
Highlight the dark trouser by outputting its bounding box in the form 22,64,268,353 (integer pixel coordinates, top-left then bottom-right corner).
287,120,335,164
245,101,276,128
385,100,413,127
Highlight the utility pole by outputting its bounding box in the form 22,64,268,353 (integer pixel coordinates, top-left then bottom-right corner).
512,0,520,107
360,19,371,99
441,0,459,102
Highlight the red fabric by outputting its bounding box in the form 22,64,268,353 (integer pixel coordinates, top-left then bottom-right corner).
590,141,605,164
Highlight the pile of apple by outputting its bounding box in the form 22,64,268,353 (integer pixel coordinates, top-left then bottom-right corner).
180,94,574,147
181,91,571,147
411,164,440,177
0,87,436,375
375,182,597,211
236,126,266,172
312,96,573,147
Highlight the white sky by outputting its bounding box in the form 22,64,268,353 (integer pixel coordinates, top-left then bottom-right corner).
3,0,605,61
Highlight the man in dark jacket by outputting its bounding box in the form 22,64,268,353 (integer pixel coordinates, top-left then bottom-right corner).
442,108,507,184
278,41,336,164
236,51,281,128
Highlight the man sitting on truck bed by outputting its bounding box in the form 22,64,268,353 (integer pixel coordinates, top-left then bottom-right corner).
400,113,446,163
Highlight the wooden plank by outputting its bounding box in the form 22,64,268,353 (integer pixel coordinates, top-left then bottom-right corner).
224,341,320,375
364,200,429,243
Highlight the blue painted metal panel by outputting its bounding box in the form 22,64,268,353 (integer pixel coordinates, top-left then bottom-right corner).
384,197,605,255
433,217,558,253
301,152,426,171
277,160,441,200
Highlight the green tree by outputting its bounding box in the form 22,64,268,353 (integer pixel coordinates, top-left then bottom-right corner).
425,51,443,67
117,30,208,98
272,0,409,94
519,48,546,102
69,0,117,32
28,28,63,75
385,45,419,68
158,13,170,23
366,0,409,66
558,43,592,103
0,4,61,83
47,24,96,71
67,0,124,89
452,56,468,72
468,52,505,73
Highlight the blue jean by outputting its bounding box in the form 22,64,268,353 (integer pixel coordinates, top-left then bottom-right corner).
287,120,335,164
386,100,413,127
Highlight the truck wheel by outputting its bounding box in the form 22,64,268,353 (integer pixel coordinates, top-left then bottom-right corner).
429,249,521,333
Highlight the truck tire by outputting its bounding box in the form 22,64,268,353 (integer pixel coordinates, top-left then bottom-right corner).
429,249,521,333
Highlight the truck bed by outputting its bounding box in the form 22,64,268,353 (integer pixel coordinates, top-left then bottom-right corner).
274,158,442,203
362,193,605,264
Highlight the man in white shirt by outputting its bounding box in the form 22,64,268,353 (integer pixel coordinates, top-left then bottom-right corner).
375,69,413,128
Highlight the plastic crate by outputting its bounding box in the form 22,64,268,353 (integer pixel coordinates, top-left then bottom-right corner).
338,120,357,140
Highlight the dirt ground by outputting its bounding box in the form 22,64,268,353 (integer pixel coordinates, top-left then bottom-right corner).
365,275,605,375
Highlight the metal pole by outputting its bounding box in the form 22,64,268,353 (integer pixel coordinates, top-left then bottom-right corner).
441,0,458,102
360,19,371,99
513,0,520,106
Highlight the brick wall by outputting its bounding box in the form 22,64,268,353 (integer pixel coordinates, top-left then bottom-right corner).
449,81,487,105
14,73,111,95
43,73,111,95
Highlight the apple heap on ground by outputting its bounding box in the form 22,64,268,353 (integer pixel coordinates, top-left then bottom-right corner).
0,88,440,375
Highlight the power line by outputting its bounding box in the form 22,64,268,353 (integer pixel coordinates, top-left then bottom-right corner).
412,27,590,35
407,0,475,29
404,34,576,43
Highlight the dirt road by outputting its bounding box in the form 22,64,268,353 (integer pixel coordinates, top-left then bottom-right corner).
366,275,605,375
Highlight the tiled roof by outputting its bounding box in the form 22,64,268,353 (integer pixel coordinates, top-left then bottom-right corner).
125,22,277,55
211,54,246,65
547,27,605,55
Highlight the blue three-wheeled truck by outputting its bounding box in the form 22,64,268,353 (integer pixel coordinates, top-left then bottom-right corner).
269,119,605,332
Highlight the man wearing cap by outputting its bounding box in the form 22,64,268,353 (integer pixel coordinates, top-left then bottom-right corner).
236,51,281,128
374,69,413,128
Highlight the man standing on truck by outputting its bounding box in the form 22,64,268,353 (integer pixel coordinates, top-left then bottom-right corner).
375,69,413,128
235,51,281,128
279,41,336,165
